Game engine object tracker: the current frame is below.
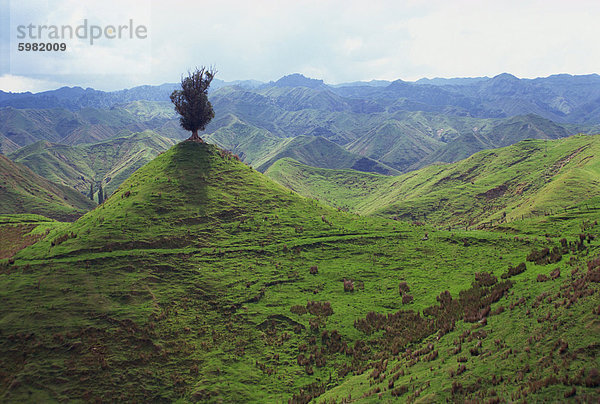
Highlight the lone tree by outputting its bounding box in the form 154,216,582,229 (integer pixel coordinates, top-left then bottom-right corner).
170,67,216,142
98,183,104,204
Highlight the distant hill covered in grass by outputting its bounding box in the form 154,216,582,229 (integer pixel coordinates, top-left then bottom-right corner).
0,154,96,221
9,131,177,197
267,134,600,227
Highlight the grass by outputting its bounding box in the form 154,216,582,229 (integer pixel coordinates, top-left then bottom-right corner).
0,154,96,221
267,134,600,228
1,140,599,402
9,131,177,197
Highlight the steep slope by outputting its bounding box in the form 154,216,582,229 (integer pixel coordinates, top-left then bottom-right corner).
0,134,19,154
267,134,600,226
9,131,177,196
347,120,444,171
0,154,96,220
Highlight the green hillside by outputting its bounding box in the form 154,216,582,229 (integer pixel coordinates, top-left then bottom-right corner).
0,134,19,154
347,120,444,171
9,131,177,197
1,140,598,402
0,154,96,221
267,134,600,227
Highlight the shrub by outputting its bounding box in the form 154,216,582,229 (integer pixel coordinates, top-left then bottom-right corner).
343,279,354,292
501,262,526,279
402,294,414,304
390,385,408,397
564,387,576,398
309,265,318,275
51,232,77,247
475,272,497,287
306,301,333,317
585,368,600,387
398,282,410,295
437,290,452,306
537,274,548,282
290,305,307,315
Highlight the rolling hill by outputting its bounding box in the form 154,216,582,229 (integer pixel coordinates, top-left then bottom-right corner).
0,154,96,221
9,131,177,197
266,134,600,227
1,140,599,403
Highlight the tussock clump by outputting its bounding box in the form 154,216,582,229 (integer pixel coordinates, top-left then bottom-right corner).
475,272,497,287
585,368,600,387
290,305,307,315
306,301,333,317
527,247,563,265
390,385,408,397
51,232,77,247
501,262,526,279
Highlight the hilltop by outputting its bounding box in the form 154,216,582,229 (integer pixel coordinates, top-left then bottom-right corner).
0,154,95,221
18,141,367,260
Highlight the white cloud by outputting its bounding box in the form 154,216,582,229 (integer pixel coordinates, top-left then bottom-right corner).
1,0,599,91
0,74,64,92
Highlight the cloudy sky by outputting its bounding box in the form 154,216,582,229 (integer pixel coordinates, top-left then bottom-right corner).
1,0,599,92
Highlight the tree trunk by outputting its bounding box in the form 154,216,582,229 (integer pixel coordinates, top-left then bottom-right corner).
189,129,204,142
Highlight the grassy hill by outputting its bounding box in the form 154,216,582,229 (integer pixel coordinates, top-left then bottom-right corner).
0,134,20,154
267,134,600,227
1,140,599,403
9,131,177,197
0,154,96,221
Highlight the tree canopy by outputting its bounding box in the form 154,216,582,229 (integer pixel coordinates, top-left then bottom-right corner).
170,67,216,142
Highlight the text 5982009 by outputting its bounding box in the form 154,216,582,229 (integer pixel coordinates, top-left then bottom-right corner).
18,43,67,51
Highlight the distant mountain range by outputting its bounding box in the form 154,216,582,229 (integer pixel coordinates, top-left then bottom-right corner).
3,73,600,124
2,73,599,186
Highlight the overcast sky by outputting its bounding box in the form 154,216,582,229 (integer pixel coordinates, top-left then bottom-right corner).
1,0,599,92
